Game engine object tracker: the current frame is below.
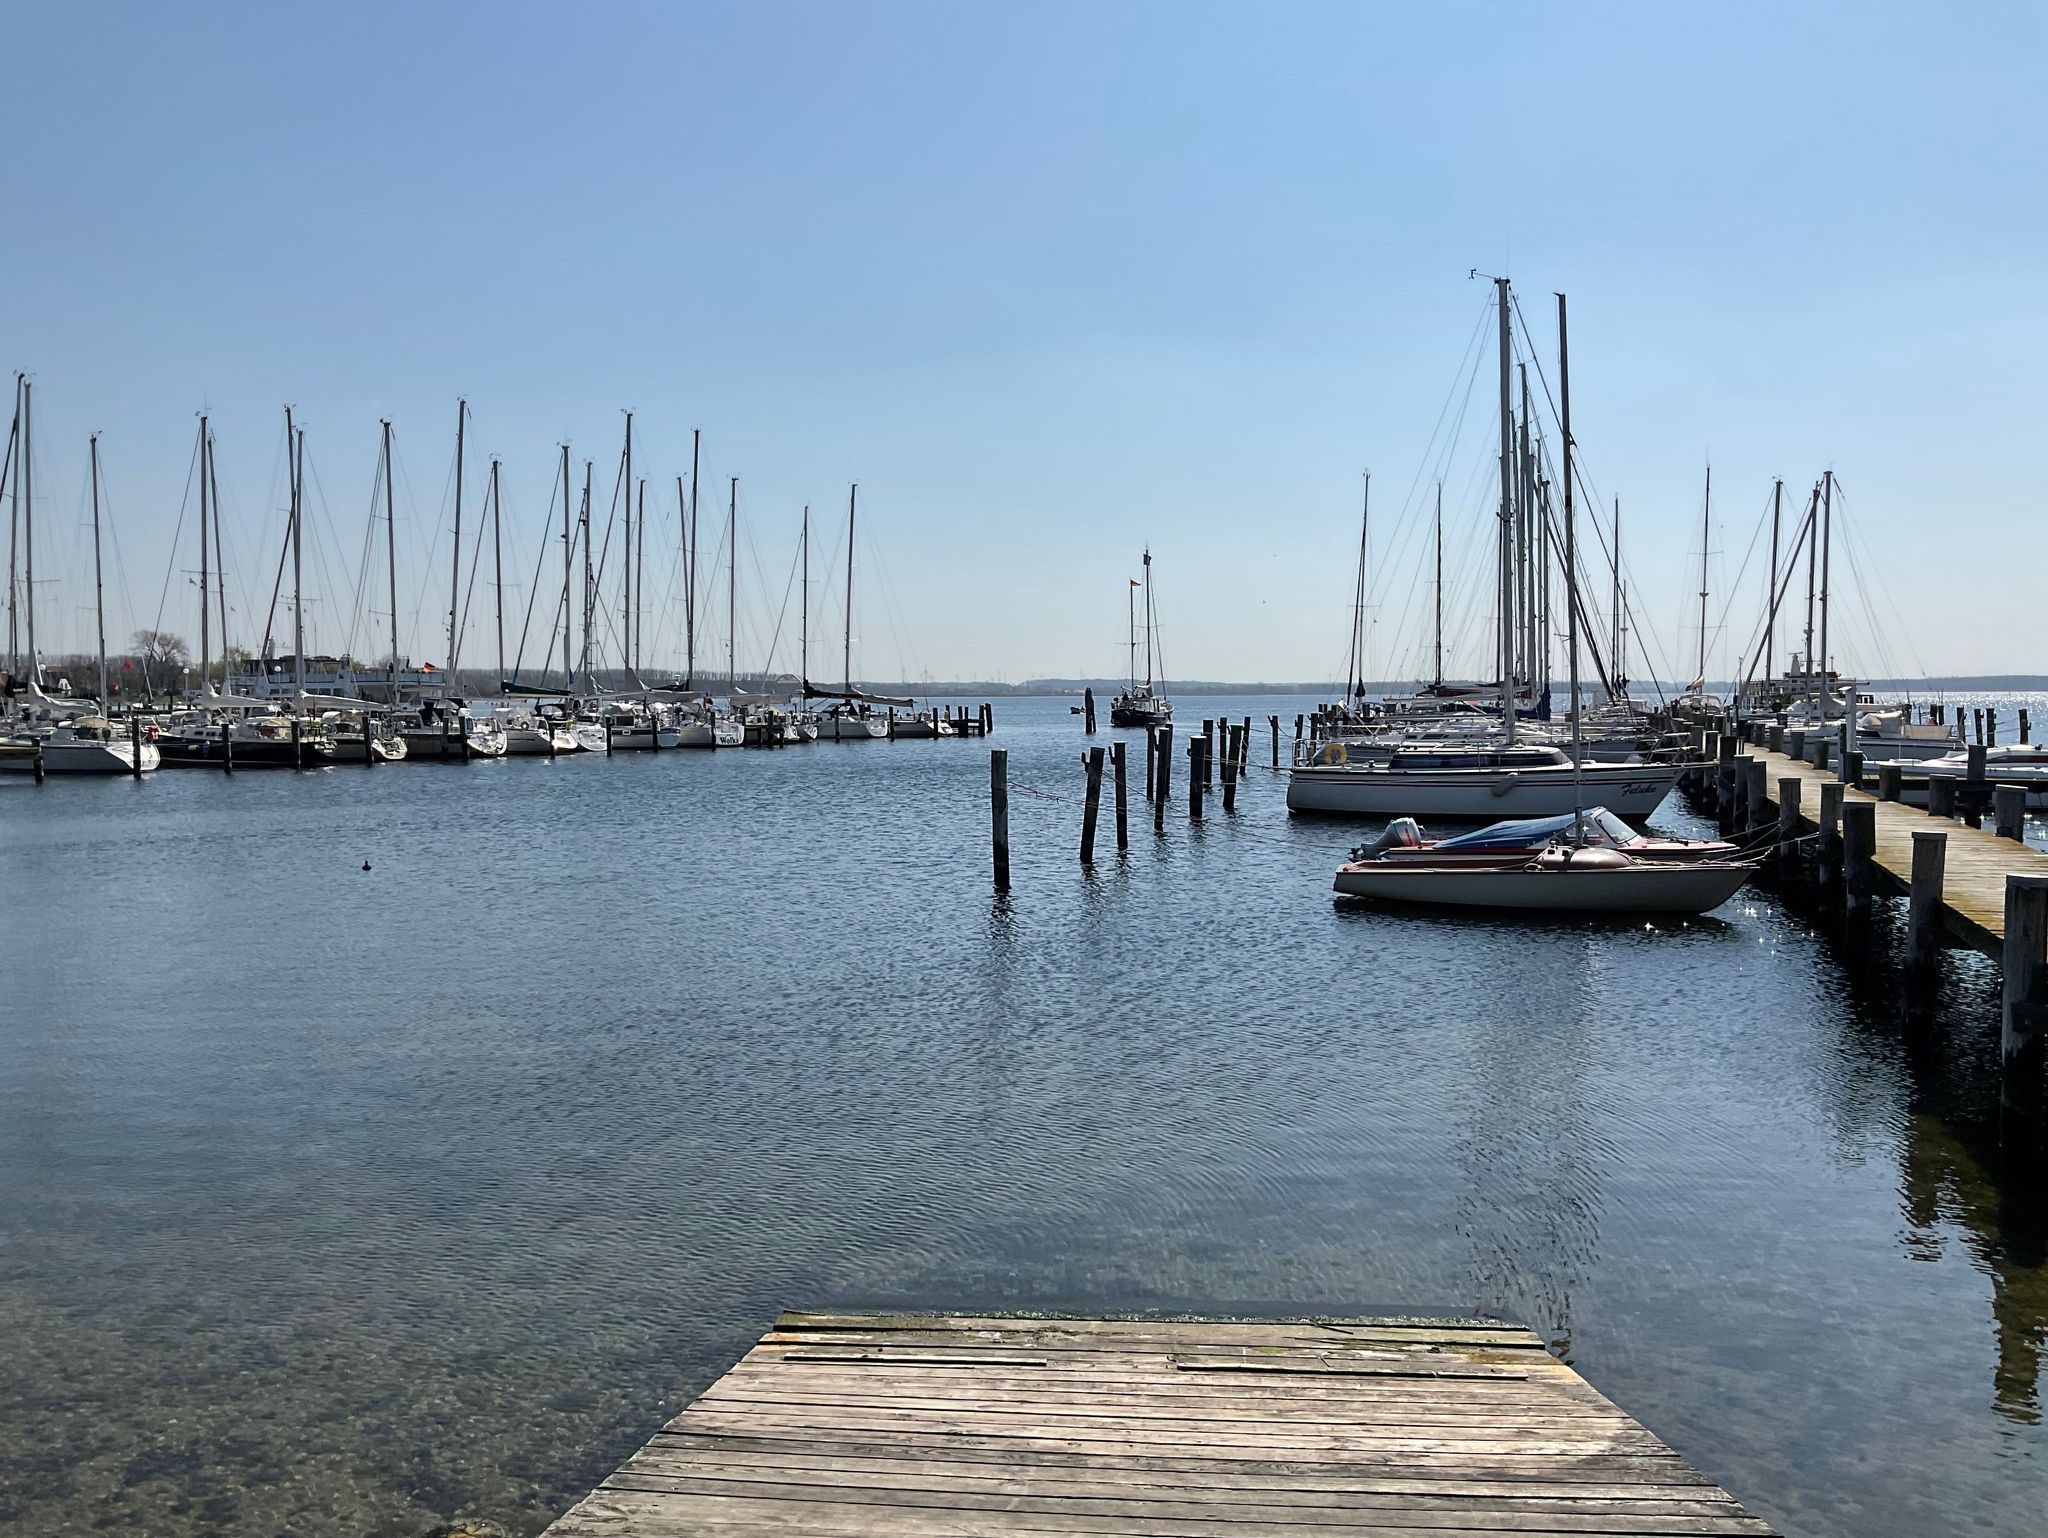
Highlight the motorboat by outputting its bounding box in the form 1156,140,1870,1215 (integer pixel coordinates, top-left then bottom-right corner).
392,706,507,759
1333,842,1752,913
494,708,582,756
1352,807,1740,867
0,716,161,775
1885,745,2048,809
1288,742,1677,819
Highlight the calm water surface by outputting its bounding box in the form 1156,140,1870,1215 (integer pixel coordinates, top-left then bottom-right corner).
2,693,2044,1536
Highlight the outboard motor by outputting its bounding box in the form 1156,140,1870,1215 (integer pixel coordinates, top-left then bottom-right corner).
1351,817,1424,861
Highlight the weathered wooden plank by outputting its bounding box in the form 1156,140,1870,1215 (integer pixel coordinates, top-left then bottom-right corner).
542,1312,1772,1535
644,1431,1717,1487
612,1452,1750,1512
594,1474,1777,1533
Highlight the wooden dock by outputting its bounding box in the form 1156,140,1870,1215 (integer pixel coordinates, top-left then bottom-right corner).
544,1311,1777,1536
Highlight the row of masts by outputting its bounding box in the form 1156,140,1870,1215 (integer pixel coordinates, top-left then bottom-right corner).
2,393,880,710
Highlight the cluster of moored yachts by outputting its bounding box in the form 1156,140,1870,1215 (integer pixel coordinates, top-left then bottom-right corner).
1113,670,2022,917
0,684,964,774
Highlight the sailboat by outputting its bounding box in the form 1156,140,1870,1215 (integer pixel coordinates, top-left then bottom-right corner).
1290,283,1676,821
0,408,161,774
1333,290,1749,914
1109,550,1171,727
806,483,906,740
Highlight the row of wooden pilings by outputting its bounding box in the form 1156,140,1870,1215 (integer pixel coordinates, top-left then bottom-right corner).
1681,719,2047,1132
989,714,1289,892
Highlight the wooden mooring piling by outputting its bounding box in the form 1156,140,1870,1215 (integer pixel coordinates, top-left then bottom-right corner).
1686,726,2048,1126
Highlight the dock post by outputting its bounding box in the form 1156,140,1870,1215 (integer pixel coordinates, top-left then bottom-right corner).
1189,736,1206,821
1974,708,1985,745
2022,707,2032,744
291,715,303,770
1842,748,1863,788
1144,726,1156,800
1239,717,1251,772
1965,742,1989,824
1293,714,1303,764
1996,784,2027,843
1083,687,1096,735
1817,782,1844,891
31,741,44,784
1080,745,1104,862
1221,729,1239,813
1768,723,1784,753
364,721,376,766
1745,756,1768,831
2001,875,2048,1121
1112,741,1128,851
1842,800,1876,914
131,718,145,779
1814,736,1831,772
1929,775,1958,820
1787,729,1806,762
604,718,614,755
221,722,234,774
1879,762,1903,802
1731,753,1751,825
1155,724,1173,805
1777,777,1802,869
1989,708,1999,747
1200,720,1213,783
990,749,1010,891
1269,715,1280,769
1907,830,1947,976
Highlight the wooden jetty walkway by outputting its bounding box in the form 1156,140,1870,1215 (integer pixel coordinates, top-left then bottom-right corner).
1682,723,2048,1113
544,1311,1777,1536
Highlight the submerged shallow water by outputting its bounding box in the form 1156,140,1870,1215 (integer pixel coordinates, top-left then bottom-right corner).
2,692,2044,1537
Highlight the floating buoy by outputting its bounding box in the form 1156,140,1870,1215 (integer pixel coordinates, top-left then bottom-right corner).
362,860,372,872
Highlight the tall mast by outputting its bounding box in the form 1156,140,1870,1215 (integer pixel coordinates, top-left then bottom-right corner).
1142,547,1154,688
844,482,855,696
1348,473,1370,699
1818,469,1834,715
1765,478,1782,688
1557,292,1581,812
800,504,810,684
382,419,398,693
197,412,210,694
1432,484,1443,687
5,377,20,678
559,444,573,695
489,457,504,684
1517,364,1534,689
89,433,108,708
635,478,646,677
1802,480,1818,708
289,410,305,696
1611,499,1625,694
1127,574,1137,693
622,412,633,674
20,381,34,688
686,429,700,689
210,427,228,690
1695,466,1711,690
450,398,465,676
728,476,738,687
1493,276,1516,742
579,460,593,692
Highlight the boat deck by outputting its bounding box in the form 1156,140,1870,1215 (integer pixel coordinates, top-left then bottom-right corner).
543,1310,1778,1536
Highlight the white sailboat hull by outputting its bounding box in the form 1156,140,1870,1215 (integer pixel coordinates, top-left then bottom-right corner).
1333,860,1749,913
1288,762,1677,819
671,720,717,749
0,736,161,774
815,716,889,741
500,723,580,756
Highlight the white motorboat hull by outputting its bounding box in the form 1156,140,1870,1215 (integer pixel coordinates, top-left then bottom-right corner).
1288,762,1676,819
1333,860,1750,913
500,724,580,755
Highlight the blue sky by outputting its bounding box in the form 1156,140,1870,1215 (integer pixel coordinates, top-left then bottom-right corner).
4,1,2040,685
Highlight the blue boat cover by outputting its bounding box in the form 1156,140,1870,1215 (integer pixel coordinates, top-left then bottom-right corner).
1433,812,1580,851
